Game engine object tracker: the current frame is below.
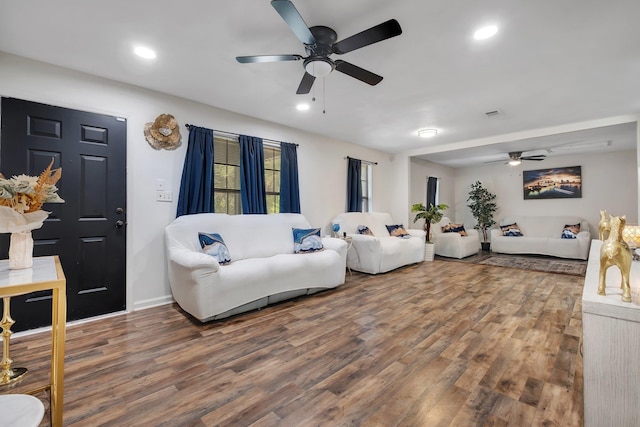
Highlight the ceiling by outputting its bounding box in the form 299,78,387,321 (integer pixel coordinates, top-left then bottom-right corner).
1,0,639,160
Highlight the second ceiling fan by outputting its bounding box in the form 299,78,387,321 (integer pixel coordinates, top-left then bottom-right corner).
236,0,402,94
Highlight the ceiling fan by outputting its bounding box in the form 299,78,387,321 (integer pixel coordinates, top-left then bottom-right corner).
236,0,402,94
486,151,547,166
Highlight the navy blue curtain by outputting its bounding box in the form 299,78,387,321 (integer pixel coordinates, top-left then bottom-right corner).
279,142,301,213
426,176,438,208
239,135,267,214
176,126,215,217
346,157,362,212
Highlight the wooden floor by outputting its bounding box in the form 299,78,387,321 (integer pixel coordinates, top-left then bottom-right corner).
6,259,584,426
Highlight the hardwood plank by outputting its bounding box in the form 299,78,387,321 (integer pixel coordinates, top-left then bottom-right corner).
1,259,584,426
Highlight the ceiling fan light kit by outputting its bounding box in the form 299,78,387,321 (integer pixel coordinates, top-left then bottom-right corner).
235,0,402,94
304,58,333,77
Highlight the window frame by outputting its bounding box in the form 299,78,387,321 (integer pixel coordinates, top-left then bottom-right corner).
213,134,281,215
361,162,372,212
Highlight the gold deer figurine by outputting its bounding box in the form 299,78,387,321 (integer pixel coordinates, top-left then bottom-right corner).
599,209,611,241
598,215,632,302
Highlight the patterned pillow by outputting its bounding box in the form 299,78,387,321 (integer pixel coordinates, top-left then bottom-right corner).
293,228,324,253
441,223,468,236
500,223,523,237
198,232,231,264
386,224,410,239
561,223,580,239
357,225,374,236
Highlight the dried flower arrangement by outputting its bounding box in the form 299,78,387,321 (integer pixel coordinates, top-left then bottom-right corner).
0,159,64,214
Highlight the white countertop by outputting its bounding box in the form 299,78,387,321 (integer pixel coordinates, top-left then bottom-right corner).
582,240,640,322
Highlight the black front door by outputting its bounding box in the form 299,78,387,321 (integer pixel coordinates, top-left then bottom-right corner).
0,97,127,331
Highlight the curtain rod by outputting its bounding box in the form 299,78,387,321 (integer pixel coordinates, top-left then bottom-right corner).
345,156,378,166
184,124,298,147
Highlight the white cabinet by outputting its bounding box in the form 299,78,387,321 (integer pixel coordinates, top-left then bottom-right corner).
582,240,640,427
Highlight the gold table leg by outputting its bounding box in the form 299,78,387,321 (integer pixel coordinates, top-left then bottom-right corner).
0,296,28,385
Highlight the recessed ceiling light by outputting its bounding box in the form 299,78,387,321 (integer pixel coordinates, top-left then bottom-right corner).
134,46,157,59
418,128,438,138
296,103,310,111
473,25,498,40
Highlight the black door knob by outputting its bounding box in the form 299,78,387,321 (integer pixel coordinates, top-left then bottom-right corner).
115,220,124,228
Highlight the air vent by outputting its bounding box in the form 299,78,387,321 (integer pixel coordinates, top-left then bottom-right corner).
485,109,502,117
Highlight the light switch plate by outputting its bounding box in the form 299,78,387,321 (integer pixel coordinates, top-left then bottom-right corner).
156,191,173,202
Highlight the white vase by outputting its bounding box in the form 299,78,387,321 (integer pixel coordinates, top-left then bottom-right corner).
424,243,435,262
9,230,34,269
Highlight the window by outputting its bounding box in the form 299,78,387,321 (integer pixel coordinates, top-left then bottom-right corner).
361,163,372,212
213,134,281,214
263,145,281,214
213,135,241,214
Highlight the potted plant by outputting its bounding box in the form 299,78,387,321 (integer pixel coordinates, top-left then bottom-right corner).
467,181,497,251
412,202,449,261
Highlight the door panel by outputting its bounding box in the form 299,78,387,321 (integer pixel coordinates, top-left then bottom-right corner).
0,97,127,331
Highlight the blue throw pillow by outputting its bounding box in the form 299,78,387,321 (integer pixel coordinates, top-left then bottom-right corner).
199,232,231,264
293,228,323,253
500,223,523,237
441,223,468,236
357,225,374,236
562,223,580,239
386,224,410,239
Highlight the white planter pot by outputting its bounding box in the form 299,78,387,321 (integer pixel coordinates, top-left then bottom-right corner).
424,243,435,262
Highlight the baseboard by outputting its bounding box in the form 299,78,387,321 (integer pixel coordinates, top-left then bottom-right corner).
5,296,175,341
133,294,174,311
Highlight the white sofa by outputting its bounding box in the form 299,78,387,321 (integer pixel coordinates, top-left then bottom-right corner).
432,217,481,259
490,215,592,260
332,212,425,274
165,213,347,322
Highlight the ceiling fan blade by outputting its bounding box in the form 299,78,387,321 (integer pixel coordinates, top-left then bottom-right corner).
521,155,546,161
333,19,402,54
296,72,315,94
334,60,383,86
236,54,303,63
271,0,316,45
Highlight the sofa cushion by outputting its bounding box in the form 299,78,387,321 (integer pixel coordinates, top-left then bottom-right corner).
198,232,231,264
562,223,580,239
386,224,410,238
358,225,374,236
293,228,323,253
500,223,523,237
442,223,468,236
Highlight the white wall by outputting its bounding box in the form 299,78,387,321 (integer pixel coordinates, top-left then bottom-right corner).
409,158,456,229
452,150,638,236
0,52,395,310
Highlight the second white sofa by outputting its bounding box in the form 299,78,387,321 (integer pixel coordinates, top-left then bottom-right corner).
332,212,426,274
432,217,481,259
490,215,592,260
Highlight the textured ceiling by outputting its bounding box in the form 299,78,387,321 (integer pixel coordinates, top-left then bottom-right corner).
1,0,639,163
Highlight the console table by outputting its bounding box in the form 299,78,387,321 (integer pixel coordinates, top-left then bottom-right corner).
582,240,640,427
0,256,66,427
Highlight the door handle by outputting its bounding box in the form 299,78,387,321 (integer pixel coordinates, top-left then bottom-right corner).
115,220,125,229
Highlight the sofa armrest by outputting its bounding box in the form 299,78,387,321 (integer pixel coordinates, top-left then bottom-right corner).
322,236,348,257
490,228,503,239
465,228,480,239
169,249,220,272
577,231,591,240
407,228,426,240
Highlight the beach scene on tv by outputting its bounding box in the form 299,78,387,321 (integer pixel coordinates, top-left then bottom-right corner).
523,166,582,199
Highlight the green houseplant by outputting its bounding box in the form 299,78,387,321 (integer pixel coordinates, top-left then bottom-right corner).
411,203,449,243
467,181,497,250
